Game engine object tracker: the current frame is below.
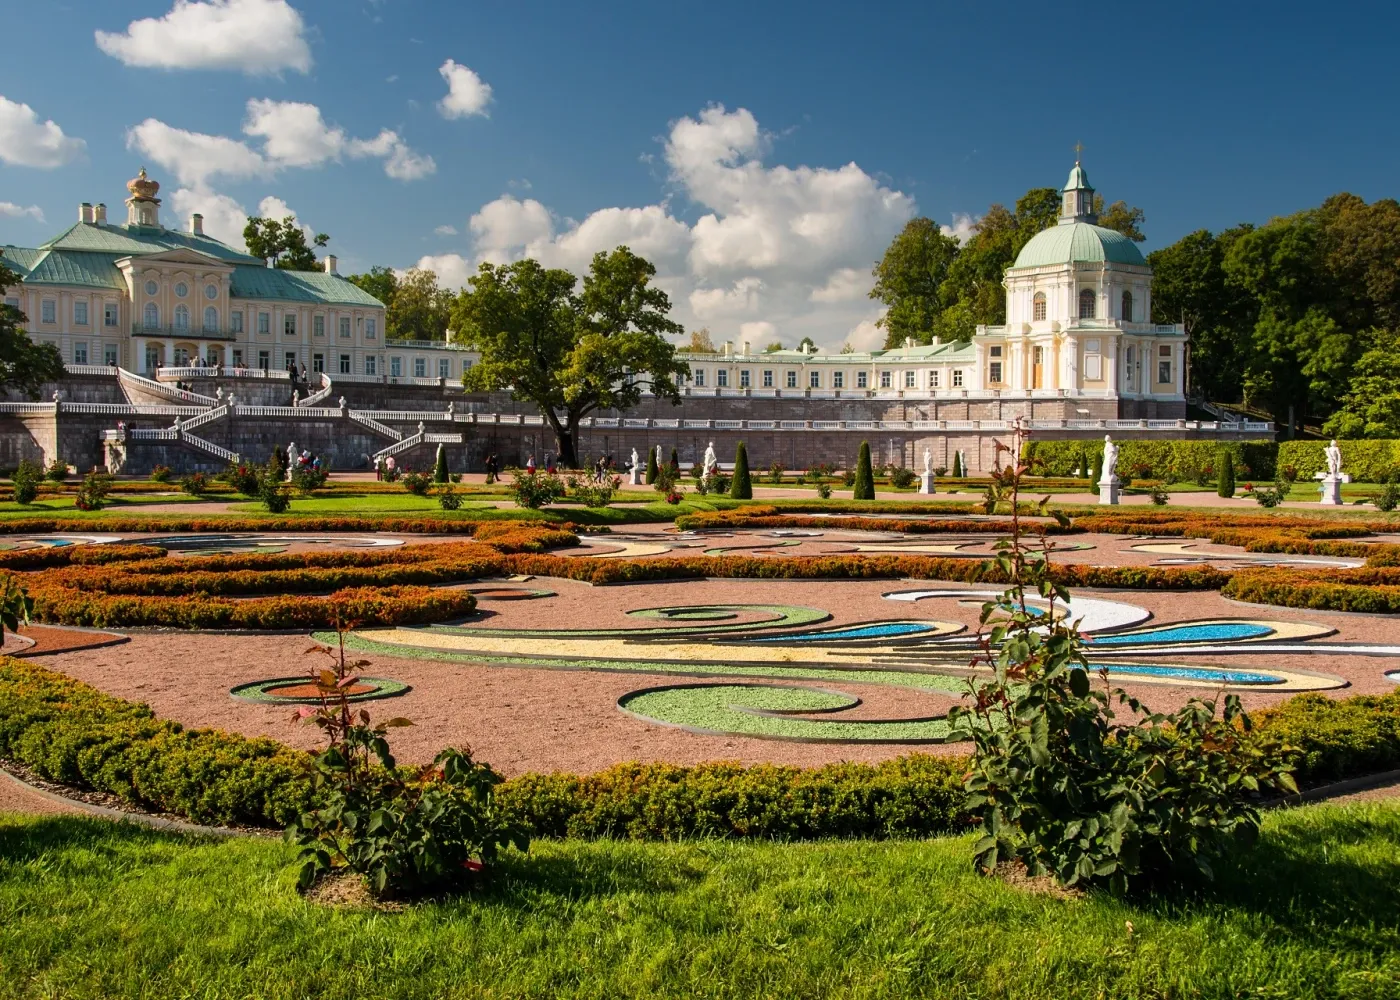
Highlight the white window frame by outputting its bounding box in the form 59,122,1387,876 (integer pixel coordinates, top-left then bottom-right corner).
833,371,844,389
73,300,88,326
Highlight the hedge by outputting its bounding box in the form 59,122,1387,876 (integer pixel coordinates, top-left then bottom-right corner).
1277,439,1400,483
1024,439,1277,482
2,656,1398,836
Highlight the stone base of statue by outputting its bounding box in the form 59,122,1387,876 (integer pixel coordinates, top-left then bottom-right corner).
1098,478,1120,505
919,472,935,495
1319,475,1343,505
629,466,641,486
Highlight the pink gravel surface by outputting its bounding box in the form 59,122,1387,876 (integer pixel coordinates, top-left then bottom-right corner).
34,577,1400,777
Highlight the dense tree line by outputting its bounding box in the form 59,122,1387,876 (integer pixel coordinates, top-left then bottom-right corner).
870,190,1144,348
1150,194,1400,438
346,266,453,342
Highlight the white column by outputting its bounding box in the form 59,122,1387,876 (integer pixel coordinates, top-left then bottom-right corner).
1105,337,1118,397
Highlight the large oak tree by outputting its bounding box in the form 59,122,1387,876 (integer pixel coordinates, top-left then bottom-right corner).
451,246,687,466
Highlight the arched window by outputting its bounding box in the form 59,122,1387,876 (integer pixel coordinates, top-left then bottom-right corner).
174,305,189,330
203,306,218,332
1121,291,1133,323
143,303,158,330
1032,292,1047,322
1078,288,1096,320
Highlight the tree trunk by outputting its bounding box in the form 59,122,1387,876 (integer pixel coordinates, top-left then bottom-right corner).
554,412,580,468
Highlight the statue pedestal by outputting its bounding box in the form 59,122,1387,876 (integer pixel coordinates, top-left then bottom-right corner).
1098,478,1120,505
1319,476,1343,505
629,467,641,486
919,472,935,495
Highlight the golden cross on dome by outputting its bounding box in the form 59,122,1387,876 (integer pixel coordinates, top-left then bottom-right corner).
1073,141,1084,162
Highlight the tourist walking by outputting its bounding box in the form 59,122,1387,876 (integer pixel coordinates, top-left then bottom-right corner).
525,455,536,474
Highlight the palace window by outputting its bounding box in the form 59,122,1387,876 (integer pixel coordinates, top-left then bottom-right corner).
390,357,402,377
764,369,776,388
40,299,54,324
5,296,19,309
230,311,243,333
340,354,352,375
365,356,377,376
693,369,705,386
783,370,795,388
930,370,940,388
1122,291,1134,323
856,371,868,389
143,303,158,329
313,315,325,338
174,282,188,298
809,370,820,388
904,370,916,388
952,369,964,387
339,317,351,338
833,371,844,389
740,369,751,388
1158,344,1173,385
414,357,427,377
1079,288,1096,320
284,314,297,336
989,361,1003,384
104,303,118,327
285,352,297,370
173,347,190,366
879,371,891,388
366,319,377,340
74,301,88,326
717,370,728,387
258,350,270,370
73,342,87,364
313,354,324,373
144,280,158,296
258,312,270,335
203,307,218,332
104,344,118,366
205,284,218,300
1033,292,1047,322
439,358,450,379
1125,346,1136,389
174,305,189,330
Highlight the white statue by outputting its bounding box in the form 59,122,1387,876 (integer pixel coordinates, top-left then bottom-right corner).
630,447,640,471
286,441,297,482
1100,435,1119,485
1325,439,1343,478
922,448,933,475
655,444,664,470
702,441,718,480
628,447,641,486
919,447,935,495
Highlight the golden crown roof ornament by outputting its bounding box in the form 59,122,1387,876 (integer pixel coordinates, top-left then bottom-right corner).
126,167,160,201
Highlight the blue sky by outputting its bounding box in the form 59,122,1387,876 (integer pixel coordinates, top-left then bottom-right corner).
2,0,1397,349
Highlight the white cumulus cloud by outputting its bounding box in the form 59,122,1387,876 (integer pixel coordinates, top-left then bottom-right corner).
414,104,918,352
437,60,493,119
434,224,458,236
169,186,249,244
0,97,86,168
95,0,312,75
126,118,267,187
941,212,979,243
0,202,44,222
738,320,777,345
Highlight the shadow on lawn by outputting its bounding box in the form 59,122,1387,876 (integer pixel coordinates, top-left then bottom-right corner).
1133,806,1400,939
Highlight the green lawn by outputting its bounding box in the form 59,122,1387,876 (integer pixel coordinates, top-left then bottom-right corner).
0,493,210,513
227,494,498,514
1,803,1396,999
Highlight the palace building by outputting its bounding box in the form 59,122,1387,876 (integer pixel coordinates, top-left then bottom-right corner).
0,168,472,382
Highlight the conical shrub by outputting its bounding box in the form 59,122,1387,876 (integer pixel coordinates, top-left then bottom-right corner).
730,441,752,499
670,447,680,471
1217,448,1235,498
1090,449,1103,484
952,450,963,479
852,441,875,500
433,444,449,483
645,448,658,485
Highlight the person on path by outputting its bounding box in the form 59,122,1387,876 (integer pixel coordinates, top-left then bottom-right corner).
385,455,396,480
525,455,536,474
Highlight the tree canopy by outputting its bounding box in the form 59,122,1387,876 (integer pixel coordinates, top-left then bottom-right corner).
870,187,1145,348
242,216,329,272
0,262,67,397
346,266,453,341
451,246,687,466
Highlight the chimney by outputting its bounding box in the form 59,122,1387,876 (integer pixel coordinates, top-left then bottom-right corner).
904,336,914,349
94,203,107,225
266,257,275,269
190,213,203,236
324,254,338,274
742,340,751,356
80,202,93,223
723,341,733,358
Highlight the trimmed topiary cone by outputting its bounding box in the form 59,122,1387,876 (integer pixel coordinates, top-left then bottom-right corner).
1078,445,1089,479
952,450,963,479
853,441,876,500
1217,449,1235,498
645,448,658,485
670,447,680,471
433,444,449,484
1090,449,1103,485
730,441,753,499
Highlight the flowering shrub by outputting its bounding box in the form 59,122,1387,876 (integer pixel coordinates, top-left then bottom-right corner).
223,463,261,496
401,470,433,497
438,484,463,510
509,471,566,509
150,464,173,483
180,472,210,497
565,474,619,508
74,472,113,511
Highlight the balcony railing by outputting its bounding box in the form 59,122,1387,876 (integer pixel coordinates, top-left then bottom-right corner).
130,324,239,341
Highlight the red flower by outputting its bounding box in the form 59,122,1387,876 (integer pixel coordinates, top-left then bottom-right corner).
462,859,484,872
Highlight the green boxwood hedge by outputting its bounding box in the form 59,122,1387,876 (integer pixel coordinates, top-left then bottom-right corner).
1023,439,1278,482
1277,440,1400,483
2,657,1398,838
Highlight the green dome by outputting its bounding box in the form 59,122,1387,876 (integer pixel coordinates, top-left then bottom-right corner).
1011,222,1145,269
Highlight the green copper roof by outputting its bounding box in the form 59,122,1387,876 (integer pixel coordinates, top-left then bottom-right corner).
1064,161,1092,191
0,246,43,277
20,250,126,289
229,266,385,307
40,221,262,264
1010,222,1146,269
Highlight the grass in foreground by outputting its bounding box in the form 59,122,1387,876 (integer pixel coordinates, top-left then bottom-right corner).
0,803,1396,999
